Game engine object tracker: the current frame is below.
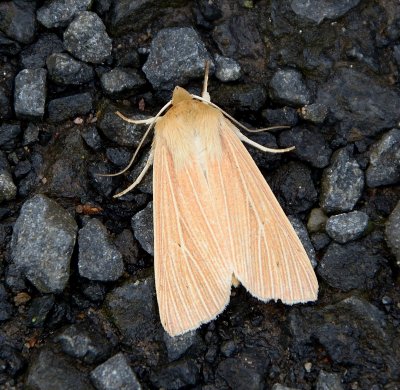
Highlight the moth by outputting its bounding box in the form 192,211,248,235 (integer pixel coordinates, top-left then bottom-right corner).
104,65,318,336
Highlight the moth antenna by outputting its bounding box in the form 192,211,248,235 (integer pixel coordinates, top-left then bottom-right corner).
97,100,173,178
192,95,292,137
113,151,154,198
202,60,211,102
115,112,156,124
232,126,295,154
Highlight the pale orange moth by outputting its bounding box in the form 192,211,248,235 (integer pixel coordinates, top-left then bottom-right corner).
104,64,318,336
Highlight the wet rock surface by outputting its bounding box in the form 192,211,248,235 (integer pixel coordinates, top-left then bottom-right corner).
1,2,400,389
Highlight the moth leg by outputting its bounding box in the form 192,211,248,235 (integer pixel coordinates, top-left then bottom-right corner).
201,60,211,102
113,151,154,198
232,127,295,154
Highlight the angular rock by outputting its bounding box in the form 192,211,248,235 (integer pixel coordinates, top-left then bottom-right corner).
90,353,142,390
299,103,328,124
64,11,112,64
37,0,92,28
288,216,317,268
78,218,124,282
0,283,13,321
150,359,199,389
47,53,94,85
261,107,298,126
310,232,331,251
48,92,93,122
41,129,90,198
81,125,102,151
14,69,47,120
26,348,94,390
131,202,153,255
106,147,131,167
366,128,400,187
0,1,36,44
105,277,161,344
97,104,150,147
272,385,299,390
318,242,381,291
212,84,267,112
23,123,40,145
320,148,364,213
386,201,400,265
214,54,241,82
279,127,332,168
0,123,21,150
11,194,77,293
325,211,369,243
290,0,361,24
271,161,317,214
55,324,111,364
316,370,344,390
307,208,328,233
27,295,55,328
0,31,21,56
317,68,400,137
0,168,16,203
100,68,146,98
269,69,311,107
290,297,399,387
163,331,200,361
143,27,213,90
21,33,64,69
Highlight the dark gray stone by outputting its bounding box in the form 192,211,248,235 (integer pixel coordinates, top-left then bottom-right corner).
269,69,311,107
366,128,400,187
272,385,299,390
150,359,199,390
290,0,360,24
90,353,142,390
386,201,400,265
100,68,146,98
47,53,94,85
316,370,344,390
318,242,381,291
0,150,16,203
88,162,115,198
143,27,213,90
11,194,78,293
64,11,112,64
23,123,40,145
311,232,331,251
0,85,12,119
14,68,47,120
279,127,332,168
41,129,90,198
37,0,92,28
55,324,111,364
0,1,36,44
0,283,13,321
325,211,369,243
21,34,64,69
163,331,199,361
105,277,161,344
27,295,55,328
216,351,268,390
131,202,153,255
97,105,150,147
212,84,267,112
290,297,398,388
261,107,299,126
317,68,400,137
271,161,317,214
48,92,93,123
0,123,21,150
307,208,328,233
106,147,131,167
320,148,364,213
299,103,328,124
0,31,21,56
26,348,94,390
78,218,124,282
81,125,102,151
214,54,241,82
288,216,317,268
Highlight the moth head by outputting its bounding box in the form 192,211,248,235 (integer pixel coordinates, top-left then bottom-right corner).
172,86,193,105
